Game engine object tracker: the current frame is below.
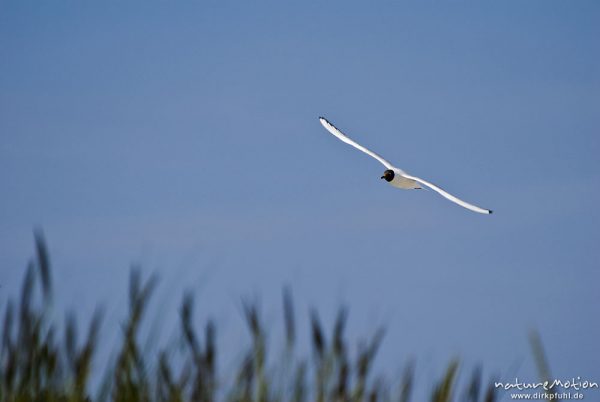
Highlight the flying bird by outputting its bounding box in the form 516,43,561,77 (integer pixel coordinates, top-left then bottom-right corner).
319,117,492,214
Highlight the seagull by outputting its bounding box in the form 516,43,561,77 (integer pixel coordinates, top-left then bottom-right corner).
319,117,492,214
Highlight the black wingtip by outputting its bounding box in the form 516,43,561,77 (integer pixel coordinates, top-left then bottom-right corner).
489,210,493,214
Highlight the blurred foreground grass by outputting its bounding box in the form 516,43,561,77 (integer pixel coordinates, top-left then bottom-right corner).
0,233,501,402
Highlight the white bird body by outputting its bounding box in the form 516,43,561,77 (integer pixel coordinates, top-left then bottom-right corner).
319,117,492,214
389,168,421,189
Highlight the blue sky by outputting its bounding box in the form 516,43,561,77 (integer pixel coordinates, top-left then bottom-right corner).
1,0,599,393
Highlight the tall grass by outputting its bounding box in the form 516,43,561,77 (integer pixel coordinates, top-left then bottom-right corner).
0,233,499,402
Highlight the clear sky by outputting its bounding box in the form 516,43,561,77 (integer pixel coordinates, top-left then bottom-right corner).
1,0,599,393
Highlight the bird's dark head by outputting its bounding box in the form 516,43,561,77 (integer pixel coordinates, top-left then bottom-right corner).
381,169,394,182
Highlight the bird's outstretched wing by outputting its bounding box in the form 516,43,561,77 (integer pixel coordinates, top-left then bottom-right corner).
319,117,395,170
400,173,492,214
